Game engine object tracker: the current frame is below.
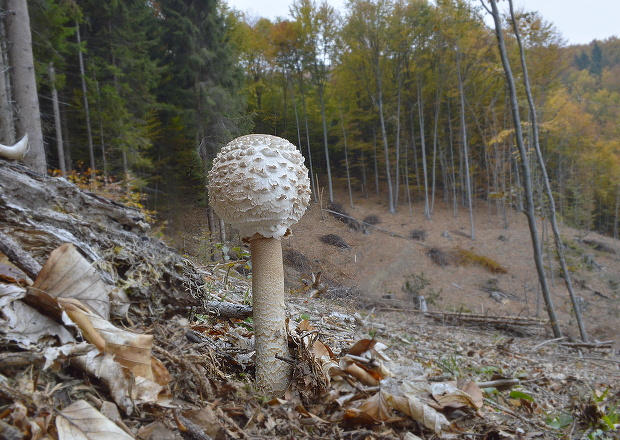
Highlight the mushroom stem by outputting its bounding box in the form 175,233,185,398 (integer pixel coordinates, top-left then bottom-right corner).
249,235,291,397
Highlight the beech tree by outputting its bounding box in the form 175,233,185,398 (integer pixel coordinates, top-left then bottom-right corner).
5,0,46,172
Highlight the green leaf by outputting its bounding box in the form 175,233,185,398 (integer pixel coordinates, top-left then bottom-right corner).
509,390,535,402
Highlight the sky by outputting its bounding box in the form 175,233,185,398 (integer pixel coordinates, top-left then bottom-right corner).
224,0,619,46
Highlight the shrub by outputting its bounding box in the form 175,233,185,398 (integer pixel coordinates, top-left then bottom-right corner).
320,234,350,249
456,247,507,274
410,229,427,241
283,249,313,271
363,214,381,225
326,201,349,223
427,247,451,267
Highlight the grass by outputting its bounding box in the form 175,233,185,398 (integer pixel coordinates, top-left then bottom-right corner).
456,247,508,274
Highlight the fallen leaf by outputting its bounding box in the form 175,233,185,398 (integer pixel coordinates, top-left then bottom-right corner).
1,299,75,348
30,243,111,319
56,400,134,439
348,339,377,356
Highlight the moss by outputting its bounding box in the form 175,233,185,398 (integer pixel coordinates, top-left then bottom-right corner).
456,247,508,274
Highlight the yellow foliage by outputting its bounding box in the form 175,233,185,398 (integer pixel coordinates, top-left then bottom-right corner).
455,247,508,274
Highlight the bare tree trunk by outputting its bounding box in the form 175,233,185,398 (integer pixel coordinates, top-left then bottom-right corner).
394,75,402,209
0,14,14,145
456,52,475,239
6,0,45,172
377,89,395,214
319,91,333,203
94,80,108,182
507,0,586,341
76,22,95,172
373,126,379,196
339,106,354,208
486,0,562,338
48,64,65,176
409,110,421,199
417,81,430,219
430,80,442,216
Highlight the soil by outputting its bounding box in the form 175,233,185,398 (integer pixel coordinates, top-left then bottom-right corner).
166,179,620,347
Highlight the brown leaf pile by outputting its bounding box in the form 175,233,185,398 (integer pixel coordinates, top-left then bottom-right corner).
1,243,619,440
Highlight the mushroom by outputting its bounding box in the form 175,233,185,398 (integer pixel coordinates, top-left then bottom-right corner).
208,134,311,396
0,134,28,161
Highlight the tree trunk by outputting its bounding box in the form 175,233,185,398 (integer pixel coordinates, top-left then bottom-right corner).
319,90,333,203
417,81,430,219
94,80,108,182
339,106,354,208
76,22,95,172
456,51,475,240
507,0,587,341
377,91,395,214
487,0,562,338
48,64,65,176
0,15,14,145
5,0,45,173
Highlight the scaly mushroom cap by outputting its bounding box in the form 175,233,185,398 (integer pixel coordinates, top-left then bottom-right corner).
208,134,311,240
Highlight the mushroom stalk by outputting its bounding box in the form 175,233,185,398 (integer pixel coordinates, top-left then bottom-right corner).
208,134,311,397
250,235,290,396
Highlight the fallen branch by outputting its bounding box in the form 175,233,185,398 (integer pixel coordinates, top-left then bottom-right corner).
0,231,41,280
560,341,614,350
476,378,520,390
206,300,252,319
322,209,429,248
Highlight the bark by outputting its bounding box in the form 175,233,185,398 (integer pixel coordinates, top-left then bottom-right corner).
486,0,562,338
377,89,395,214
319,91,333,202
456,51,475,240
249,236,291,397
5,0,45,172
76,22,95,172
0,15,14,145
507,0,586,341
48,64,65,176
417,82,430,219
0,161,203,313
339,106,354,208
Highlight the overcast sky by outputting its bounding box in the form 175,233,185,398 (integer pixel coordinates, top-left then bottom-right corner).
225,0,619,46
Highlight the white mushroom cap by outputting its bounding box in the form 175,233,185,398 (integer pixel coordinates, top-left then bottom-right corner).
208,134,311,240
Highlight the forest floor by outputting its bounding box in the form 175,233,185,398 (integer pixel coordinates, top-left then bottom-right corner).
154,178,620,439
1,164,619,439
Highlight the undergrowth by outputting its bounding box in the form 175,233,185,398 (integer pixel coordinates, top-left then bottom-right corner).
456,247,508,274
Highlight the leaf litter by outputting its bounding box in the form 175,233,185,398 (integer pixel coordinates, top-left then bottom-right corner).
0,241,619,439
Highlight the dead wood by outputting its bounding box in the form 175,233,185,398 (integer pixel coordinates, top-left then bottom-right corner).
0,231,41,280
205,300,252,319
0,161,206,313
560,340,613,349
0,351,45,368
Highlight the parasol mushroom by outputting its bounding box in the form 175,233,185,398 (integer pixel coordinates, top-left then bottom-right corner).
0,134,28,161
208,134,311,396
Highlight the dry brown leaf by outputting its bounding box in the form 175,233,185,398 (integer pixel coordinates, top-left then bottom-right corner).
56,399,134,440
457,378,484,409
385,393,454,435
348,338,377,356
31,243,111,319
1,298,75,348
71,350,134,414
343,390,391,424
431,382,481,411
341,360,380,386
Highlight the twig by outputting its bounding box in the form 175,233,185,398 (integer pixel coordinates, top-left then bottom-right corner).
322,209,429,248
530,337,565,351
476,378,520,389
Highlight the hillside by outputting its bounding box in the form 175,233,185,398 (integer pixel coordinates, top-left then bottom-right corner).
170,180,620,347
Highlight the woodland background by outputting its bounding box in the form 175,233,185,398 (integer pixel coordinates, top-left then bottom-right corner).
1,0,620,238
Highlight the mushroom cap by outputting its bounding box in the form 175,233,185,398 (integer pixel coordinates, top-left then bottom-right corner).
208,134,311,240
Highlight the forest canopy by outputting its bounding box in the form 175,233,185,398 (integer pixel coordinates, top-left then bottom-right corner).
1,0,619,238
